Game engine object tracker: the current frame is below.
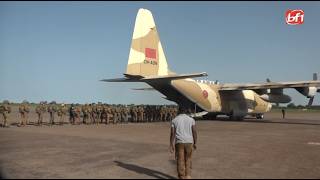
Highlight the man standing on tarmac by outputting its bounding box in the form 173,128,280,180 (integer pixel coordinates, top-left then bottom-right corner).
170,108,197,179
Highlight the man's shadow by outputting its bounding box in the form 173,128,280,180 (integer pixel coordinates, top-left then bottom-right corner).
114,161,176,179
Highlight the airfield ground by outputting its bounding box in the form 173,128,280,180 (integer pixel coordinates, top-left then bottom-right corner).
0,111,320,179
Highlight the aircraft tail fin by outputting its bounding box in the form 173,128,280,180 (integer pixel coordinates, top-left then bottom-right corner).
102,9,208,83
126,8,171,77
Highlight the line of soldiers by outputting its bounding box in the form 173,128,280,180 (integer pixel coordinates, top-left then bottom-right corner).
0,100,178,127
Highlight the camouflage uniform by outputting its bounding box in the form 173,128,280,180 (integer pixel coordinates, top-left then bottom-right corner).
82,104,90,125
19,101,30,127
131,106,136,123
97,103,103,124
0,100,11,127
74,105,82,125
122,106,129,124
57,104,68,125
168,107,174,121
91,104,98,124
69,104,76,125
35,102,46,126
116,106,122,124
155,106,160,122
160,106,166,122
111,106,117,124
138,106,144,123
47,102,57,125
106,105,112,124
100,105,108,124
88,104,94,124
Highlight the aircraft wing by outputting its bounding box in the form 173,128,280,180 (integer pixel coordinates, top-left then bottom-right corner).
219,80,320,91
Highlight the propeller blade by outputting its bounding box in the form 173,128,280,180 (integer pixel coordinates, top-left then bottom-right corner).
266,78,271,83
307,97,314,107
313,73,318,81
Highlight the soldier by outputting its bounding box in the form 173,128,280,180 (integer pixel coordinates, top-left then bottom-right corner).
122,106,129,124
111,105,116,124
18,100,30,127
168,106,175,121
137,105,144,123
155,106,160,122
82,104,90,125
106,105,113,124
88,104,93,124
145,105,150,122
116,105,122,124
87,104,92,124
0,100,11,128
97,102,103,124
35,101,46,126
57,103,68,125
133,106,138,123
130,106,136,123
100,105,108,124
281,109,286,119
91,103,98,124
135,106,139,123
69,104,75,125
160,106,166,122
74,104,82,125
48,101,57,126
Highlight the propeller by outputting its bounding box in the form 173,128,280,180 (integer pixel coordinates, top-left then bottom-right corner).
266,78,279,106
307,73,318,107
266,78,271,83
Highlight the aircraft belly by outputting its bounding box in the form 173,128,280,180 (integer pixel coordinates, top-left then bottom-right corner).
220,90,271,115
171,79,221,112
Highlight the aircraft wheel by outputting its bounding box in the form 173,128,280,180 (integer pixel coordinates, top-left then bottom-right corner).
229,115,244,121
256,114,264,119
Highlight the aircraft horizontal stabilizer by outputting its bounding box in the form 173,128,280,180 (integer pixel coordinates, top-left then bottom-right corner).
100,78,142,82
141,72,208,81
101,72,208,83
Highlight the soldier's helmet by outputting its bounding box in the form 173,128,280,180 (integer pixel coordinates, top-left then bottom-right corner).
3,100,10,104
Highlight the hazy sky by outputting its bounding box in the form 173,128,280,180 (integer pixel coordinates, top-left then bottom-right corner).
1,1,320,105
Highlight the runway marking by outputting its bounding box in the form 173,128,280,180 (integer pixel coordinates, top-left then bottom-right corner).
307,142,320,146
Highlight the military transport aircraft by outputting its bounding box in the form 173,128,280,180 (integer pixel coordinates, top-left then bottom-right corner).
101,8,320,120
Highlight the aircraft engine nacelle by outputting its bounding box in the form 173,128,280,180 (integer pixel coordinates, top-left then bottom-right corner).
260,93,292,103
296,87,317,98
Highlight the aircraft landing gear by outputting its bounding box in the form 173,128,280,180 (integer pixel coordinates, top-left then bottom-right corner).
256,114,264,119
229,110,245,121
229,115,244,121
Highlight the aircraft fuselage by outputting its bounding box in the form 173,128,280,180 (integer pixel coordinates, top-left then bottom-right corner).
147,78,272,118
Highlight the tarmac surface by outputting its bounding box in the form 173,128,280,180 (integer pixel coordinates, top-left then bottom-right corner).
0,111,320,179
